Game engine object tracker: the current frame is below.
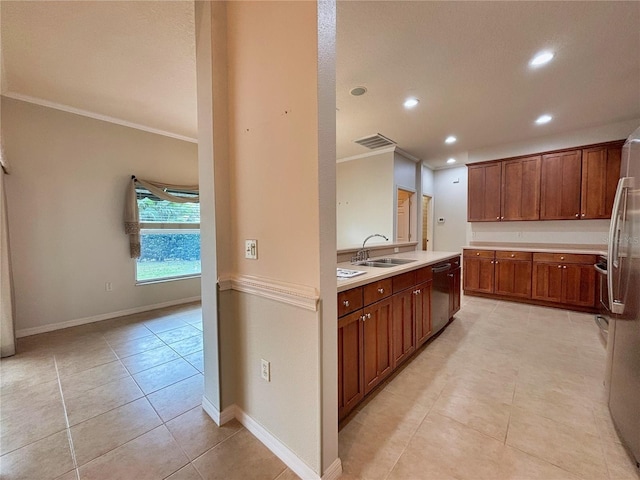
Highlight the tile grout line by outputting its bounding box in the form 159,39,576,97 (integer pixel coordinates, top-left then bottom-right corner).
53,356,81,480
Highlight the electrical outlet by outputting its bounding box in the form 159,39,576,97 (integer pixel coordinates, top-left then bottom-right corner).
261,359,270,382
105,282,113,292
245,239,258,259
394,247,400,253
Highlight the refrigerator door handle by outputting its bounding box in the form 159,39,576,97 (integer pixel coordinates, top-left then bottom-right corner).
608,177,634,315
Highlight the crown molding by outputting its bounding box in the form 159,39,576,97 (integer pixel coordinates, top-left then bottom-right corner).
2,92,198,144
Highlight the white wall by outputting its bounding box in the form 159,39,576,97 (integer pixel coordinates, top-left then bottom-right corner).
422,164,435,250
336,151,394,248
2,97,200,333
433,166,467,252
393,151,416,189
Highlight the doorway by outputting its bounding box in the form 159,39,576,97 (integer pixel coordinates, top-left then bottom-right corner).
397,188,415,243
422,195,432,250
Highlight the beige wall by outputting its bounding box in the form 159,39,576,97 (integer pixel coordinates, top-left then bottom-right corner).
227,1,320,287
2,97,200,333
205,1,337,475
337,151,394,248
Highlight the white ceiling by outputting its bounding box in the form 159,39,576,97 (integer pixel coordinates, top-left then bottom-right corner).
2,2,639,167
1,1,197,141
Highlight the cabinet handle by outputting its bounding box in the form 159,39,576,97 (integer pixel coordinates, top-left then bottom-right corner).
496,216,500,220
360,315,366,322
563,265,567,269
501,216,504,220
581,213,586,217
377,288,384,294
448,273,454,277
510,254,515,258
476,252,480,256
495,261,499,264
575,213,579,218
558,265,562,268
343,300,350,307
560,256,565,260
366,313,372,319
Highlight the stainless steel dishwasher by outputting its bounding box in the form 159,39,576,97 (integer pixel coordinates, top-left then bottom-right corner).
431,260,453,335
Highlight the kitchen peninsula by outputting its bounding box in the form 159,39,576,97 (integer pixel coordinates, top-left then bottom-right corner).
336,250,461,421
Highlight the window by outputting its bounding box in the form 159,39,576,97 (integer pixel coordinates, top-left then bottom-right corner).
135,186,200,283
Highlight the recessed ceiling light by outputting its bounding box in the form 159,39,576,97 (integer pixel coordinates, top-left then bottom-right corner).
447,158,456,164
535,114,553,125
350,86,367,96
529,51,554,68
445,135,457,144
403,97,419,109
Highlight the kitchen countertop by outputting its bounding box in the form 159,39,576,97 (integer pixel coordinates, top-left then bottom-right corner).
337,251,460,292
464,242,606,256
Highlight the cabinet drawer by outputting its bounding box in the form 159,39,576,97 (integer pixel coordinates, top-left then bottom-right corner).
463,249,495,259
495,251,532,261
338,287,363,317
415,266,433,284
363,279,393,306
450,256,461,269
392,271,417,293
532,253,597,265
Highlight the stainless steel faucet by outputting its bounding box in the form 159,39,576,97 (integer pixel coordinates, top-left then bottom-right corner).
351,234,389,263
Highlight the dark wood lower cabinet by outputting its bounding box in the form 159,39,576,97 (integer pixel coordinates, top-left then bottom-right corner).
415,281,432,348
449,268,461,317
463,255,495,293
362,298,393,394
494,259,532,298
391,289,416,368
338,310,363,420
531,262,564,303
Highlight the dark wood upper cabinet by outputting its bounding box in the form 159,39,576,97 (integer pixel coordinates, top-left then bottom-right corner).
540,150,583,220
467,163,501,221
501,156,541,221
468,140,623,222
581,143,623,219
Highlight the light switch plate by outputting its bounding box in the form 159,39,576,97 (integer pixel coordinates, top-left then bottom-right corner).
245,239,258,259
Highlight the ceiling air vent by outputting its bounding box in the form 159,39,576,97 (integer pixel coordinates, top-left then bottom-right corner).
354,133,397,150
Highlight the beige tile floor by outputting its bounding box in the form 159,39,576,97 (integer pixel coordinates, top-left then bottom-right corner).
3,297,639,480
0,303,296,480
339,295,640,480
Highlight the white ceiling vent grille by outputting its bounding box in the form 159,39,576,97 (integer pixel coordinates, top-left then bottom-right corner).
354,133,397,150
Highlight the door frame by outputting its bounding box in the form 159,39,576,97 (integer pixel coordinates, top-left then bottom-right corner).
395,186,416,244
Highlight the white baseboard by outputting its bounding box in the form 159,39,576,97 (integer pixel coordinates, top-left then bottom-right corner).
235,407,322,480
201,396,237,427
16,296,201,338
321,458,343,480
202,402,341,480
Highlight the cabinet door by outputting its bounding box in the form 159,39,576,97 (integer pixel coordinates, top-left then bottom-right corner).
468,163,502,221
501,156,541,221
391,289,416,368
563,263,596,307
494,259,532,298
463,256,495,293
449,268,461,317
415,280,432,348
581,145,622,219
540,150,582,220
531,262,564,303
338,310,364,420
362,298,393,394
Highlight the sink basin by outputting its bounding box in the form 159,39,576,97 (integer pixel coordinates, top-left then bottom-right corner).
353,258,416,268
353,261,397,268
373,258,416,265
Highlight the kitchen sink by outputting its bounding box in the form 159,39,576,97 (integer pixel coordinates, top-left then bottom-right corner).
353,258,416,268
373,258,416,265
353,261,397,268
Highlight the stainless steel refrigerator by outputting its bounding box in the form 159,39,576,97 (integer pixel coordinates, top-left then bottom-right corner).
606,125,640,468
